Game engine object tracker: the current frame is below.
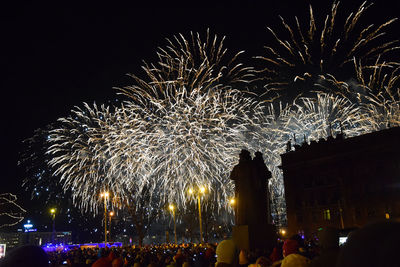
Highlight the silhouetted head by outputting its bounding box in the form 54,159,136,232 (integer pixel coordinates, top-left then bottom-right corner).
318,227,339,250
0,245,49,267
239,149,251,161
336,220,400,267
255,151,263,159
99,248,109,257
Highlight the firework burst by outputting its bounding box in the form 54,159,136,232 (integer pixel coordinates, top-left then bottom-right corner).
354,58,400,130
47,31,259,213
47,103,131,212
120,29,254,99
256,1,399,101
245,92,371,224
30,13,400,228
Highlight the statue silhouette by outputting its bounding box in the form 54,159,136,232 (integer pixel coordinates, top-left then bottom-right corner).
253,151,272,224
230,150,277,251
230,150,275,252
230,150,272,226
230,149,253,225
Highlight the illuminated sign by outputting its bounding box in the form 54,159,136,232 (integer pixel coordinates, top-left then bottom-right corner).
23,220,37,232
0,244,6,258
23,220,33,230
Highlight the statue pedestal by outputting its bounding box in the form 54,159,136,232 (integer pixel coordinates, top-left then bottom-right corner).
233,225,249,251
233,224,277,252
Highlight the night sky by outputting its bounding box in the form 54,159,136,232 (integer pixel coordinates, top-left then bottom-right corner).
1,1,399,214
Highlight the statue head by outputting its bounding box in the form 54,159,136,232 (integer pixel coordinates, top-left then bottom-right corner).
255,151,263,159
239,149,251,161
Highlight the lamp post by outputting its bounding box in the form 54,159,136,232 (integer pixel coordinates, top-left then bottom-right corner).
229,197,236,223
109,211,114,242
169,204,177,244
189,186,206,244
100,191,109,245
50,208,56,244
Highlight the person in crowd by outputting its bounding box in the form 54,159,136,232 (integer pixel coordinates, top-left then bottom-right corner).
280,238,310,267
336,220,400,267
269,240,283,264
309,227,340,267
173,248,185,267
0,245,49,267
204,243,216,267
111,250,123,267
92,248,112,267
248,256,271,267
215,238,237,267
238,249,249,267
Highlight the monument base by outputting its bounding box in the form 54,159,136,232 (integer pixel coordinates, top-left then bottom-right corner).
233,224,277,252
233,225,249,251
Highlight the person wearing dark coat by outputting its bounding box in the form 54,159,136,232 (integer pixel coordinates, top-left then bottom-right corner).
336,221,400,267
309,227,340,267
92,248,112,267
0,245,49,267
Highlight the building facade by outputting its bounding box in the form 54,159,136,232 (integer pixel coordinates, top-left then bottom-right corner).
0,231,72,251
280,127,400,237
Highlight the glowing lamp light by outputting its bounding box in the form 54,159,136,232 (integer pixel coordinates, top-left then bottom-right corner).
109,211,114,217
229,198,235,205
169,204,175,211
188,188,194,194
199,187,206,194
50,208,56,214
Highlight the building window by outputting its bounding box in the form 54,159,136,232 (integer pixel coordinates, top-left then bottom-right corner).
385,212,390,219
323,209,331,220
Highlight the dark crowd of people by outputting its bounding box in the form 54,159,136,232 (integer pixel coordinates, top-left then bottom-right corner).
0,220,399,267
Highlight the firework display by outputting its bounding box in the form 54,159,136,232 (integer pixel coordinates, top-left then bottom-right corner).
23,2,400,226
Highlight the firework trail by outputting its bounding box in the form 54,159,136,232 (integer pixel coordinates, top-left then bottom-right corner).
0,193,26,228
288,93,370,139
256,1,399,101
354,58,400,130
121,29,254,98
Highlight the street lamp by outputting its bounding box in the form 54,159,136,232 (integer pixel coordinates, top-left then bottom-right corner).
100,191,110,245
109,211,114,242
169,204,177,244
189,186,206,244
50,208,56,244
